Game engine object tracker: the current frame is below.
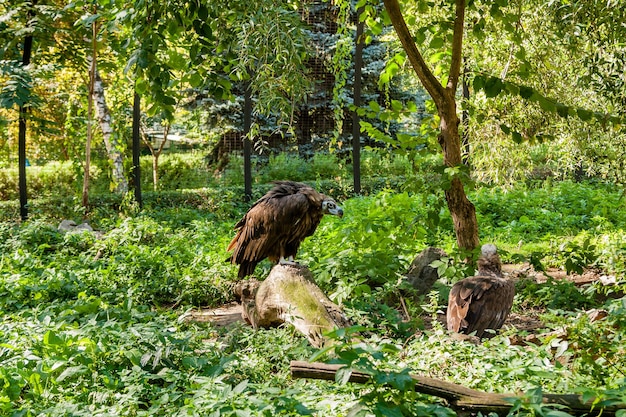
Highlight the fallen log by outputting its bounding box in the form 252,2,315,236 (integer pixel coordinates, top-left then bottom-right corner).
290,361,623,416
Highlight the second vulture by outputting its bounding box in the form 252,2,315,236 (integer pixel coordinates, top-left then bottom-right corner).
228,181,343,278
447,244,515,338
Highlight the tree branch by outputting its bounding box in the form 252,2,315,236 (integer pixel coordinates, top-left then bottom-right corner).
383,0,445,104
447,0,466,91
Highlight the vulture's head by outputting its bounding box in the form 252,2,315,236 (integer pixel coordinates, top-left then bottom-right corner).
477,243,502,277
322,198,344,218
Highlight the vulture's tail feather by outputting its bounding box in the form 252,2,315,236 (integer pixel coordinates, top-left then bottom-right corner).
238,261,258,279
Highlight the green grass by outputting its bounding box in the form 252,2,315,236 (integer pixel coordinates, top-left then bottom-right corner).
1,153,626,416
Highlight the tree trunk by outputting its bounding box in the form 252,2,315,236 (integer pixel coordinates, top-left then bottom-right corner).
92,69,128,194
352,6,364,195
438,93,479,250
152,153,159,191
383,0,479,252
139,123,168,191
83,7,97,209
132,93,143,208
243,79,252,202
18,1,35,221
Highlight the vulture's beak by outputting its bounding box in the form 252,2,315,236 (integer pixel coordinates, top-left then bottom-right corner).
333,207,344,218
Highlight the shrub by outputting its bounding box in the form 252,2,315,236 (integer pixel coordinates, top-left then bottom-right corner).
0,161,85,200
259,153,311,182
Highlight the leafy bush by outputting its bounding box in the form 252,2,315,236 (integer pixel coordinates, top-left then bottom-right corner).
308,152,346,179
259,153,312,182
302,191,431,303
360,149,413,177
514,277,597,311
474,181,626,241
141,151,215,191
0,161,85,200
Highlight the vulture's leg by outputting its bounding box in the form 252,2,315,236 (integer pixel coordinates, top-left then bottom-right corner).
279,256,298,266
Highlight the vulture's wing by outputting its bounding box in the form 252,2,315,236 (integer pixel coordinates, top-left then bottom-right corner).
447,276,514,337
471,278,515,335
228,190,313,276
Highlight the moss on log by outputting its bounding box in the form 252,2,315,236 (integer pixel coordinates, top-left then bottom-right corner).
237,264,349,347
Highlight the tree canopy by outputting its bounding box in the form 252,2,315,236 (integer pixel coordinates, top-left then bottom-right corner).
1,0,625,238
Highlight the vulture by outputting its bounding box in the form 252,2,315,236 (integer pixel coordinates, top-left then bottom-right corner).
227,181,343,278
446,244,515,338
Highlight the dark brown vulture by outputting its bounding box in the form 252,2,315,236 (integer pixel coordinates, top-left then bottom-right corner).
227,181,343,278
446,244,515,338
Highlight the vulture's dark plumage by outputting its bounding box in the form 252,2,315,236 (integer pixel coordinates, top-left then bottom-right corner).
227,181,343,278
447,244,515,338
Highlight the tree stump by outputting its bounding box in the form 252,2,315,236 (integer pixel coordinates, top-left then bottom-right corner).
234,264,350,348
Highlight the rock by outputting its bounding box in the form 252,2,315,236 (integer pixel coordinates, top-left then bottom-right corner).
405,247,447,295
58,219,78,232
58,219,99,236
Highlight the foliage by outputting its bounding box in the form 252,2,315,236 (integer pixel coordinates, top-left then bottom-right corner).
2,174,626,415
2,0,626,409
302,191,432,302
515,277,597,312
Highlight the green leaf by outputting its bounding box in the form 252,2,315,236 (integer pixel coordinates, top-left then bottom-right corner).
429,37,444,49
232,380,248,394
375,403,404,417
556,104,569,118
335,366,353,385
135,78,147,94
537,96,556,112
472,75,485,91
29,373,43,396
390,100,402,111
44,330,64,346
368,101,381,113
518,85,534,99
366,17,383,35
576,108,593,121
484,76,503,98
57,365,88,382
188,72,203,88
197,5,209,20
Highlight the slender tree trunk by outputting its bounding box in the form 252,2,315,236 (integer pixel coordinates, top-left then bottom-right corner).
132,93,142,208
140,123,168,191
152,124,170,191
383,0,479,252
461,60,470,165
243,79,252,202
438,92,479,250
83,6,97,209
352,6,364,195
18,1,35,221
18,108,28,221
152,154,159,191
92,69,128,194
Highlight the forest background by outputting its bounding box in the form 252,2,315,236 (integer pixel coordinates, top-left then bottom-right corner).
1,0,626,416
